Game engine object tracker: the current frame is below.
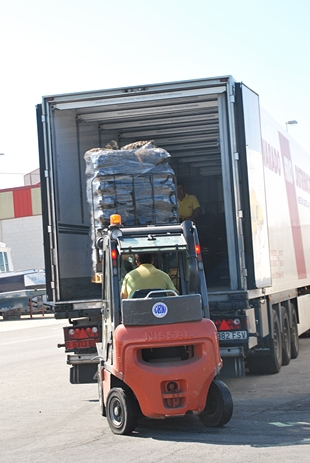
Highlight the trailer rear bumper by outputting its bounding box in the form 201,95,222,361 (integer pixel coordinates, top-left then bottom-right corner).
67,353,99,365
67,354,99,384
218,346,245,378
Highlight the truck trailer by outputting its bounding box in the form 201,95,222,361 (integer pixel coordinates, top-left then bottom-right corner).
36,75,310,379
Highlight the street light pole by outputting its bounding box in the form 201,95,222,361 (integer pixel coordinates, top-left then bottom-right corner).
285,120,298,132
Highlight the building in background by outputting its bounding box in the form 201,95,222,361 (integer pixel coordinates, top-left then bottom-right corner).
0,169,44,272
24,168,41,186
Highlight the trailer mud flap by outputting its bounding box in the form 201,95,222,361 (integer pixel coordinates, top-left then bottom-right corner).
70,364,98,384
218,347,245,378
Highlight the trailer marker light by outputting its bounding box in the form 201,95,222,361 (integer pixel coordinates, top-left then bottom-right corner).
111,249,117,260
219,320,230,330
215,319,242,331
195,244,201,255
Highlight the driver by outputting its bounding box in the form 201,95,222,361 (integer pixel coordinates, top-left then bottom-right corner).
120,253,177,299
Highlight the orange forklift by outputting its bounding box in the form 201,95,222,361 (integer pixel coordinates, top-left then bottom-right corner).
96,214,233,434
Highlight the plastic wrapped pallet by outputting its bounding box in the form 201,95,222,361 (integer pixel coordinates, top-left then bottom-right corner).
84,141,178,228
84,141,178,278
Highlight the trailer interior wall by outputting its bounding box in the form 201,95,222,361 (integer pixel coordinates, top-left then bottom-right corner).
44,108,102,301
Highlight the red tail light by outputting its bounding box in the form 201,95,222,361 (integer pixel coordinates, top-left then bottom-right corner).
63,325,100,352
214,318,241,331
195,244,201,255
111,249,117,260
66,326,99,339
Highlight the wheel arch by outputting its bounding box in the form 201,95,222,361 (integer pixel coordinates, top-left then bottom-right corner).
102,369,131,405
281,297,298,326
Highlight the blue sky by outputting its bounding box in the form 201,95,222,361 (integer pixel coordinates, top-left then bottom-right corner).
1,0,309,188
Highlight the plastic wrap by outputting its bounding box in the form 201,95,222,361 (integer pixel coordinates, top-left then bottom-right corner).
84,142,178,228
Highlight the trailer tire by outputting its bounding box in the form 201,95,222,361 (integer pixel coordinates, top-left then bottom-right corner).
106,387,138,435
198,379,233,427
290,305,299,359
281,306,291,366
97,367,106,417
247,310,282,374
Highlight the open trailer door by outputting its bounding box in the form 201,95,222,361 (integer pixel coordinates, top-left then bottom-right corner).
235,83,272,290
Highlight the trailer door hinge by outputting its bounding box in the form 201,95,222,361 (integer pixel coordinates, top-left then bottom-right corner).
239,210,243,218
230,94,235,103
41,115,46,123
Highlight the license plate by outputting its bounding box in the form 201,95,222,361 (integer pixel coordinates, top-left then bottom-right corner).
218,331,248,340
65,339,97,350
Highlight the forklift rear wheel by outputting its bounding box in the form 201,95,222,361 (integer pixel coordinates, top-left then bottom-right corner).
106,387,138,435
97,367,106,417
198,379,233,427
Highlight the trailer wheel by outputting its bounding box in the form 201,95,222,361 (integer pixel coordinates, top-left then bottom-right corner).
198,379,233,427
281,306,291,366
106,387,138,435
269,309,283,373
290,305,299,359
97,367,106,417
247,310,282,374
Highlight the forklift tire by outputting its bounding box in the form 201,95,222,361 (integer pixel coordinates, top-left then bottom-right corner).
290,304,299,359
247,310,282,374
106,387,138,435
97,368,106,417
281,306,291,366
198,379,233,427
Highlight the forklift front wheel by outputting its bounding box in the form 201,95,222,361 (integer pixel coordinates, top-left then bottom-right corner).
198,379,233,427
106,387,138,435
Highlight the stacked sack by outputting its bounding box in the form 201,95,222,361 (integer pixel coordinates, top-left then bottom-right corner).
84,140,178,228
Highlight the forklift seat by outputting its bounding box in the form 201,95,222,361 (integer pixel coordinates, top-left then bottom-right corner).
131,289,166,298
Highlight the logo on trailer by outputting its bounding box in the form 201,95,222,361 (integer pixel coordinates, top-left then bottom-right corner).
152,302,168,318
279,132,307,279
